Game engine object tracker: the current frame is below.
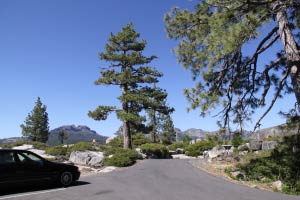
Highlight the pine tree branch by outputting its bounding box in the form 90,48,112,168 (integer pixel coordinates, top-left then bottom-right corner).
253,67,290,132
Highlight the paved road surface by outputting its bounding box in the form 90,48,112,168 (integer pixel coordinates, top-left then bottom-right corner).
0,159,298,200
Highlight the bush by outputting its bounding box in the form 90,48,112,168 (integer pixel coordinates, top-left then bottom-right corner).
182,135,192,145
46,146,67,156
238,135,300,194
103,149,142,167
108,134,151,148
104,147,124,157
132,134,152,147
231,132,243,147
185,140,215,157
30,141,49,150
168,142,186,151
69,142,94,152
0,140,49,150
107,136,123,148
0,140,26,149
238,145,250,152
140,143,169,159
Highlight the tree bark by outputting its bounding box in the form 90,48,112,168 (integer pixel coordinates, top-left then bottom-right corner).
122,85,132,149
276,3,300,111
151,112,157,143
122,120,132,149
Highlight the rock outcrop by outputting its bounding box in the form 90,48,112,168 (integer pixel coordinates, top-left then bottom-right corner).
249,140,263,151
69,151,104,167
262,141,278,151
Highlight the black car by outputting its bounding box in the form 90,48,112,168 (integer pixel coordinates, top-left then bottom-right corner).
0,149,80,188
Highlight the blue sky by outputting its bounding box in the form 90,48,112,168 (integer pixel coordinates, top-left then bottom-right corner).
0,0,294,138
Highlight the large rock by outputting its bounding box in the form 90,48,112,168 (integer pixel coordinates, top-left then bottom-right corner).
208,146,225,159
106,137,115,144
69,151,104,167
249,140,262,151
171,154,196,159
176,148,185,154
272,180,282,191
135,148,147,159
262,141,278,151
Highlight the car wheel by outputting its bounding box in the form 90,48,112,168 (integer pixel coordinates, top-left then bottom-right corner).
59,171,73,187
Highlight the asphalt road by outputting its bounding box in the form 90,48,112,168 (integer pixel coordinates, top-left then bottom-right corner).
0,159,299,200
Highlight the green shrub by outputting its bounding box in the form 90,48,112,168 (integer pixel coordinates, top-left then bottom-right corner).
182,135,192,145
238,145,250,152
185,140,215,157
140,143,169,159
70,142,94,152
107,136,123,148
231,132,243,147
104,149,142,167
0,140,26,149
0,143,14,149
238,135,300,194
46,146,67,156
97,144,111,152
104,147,124,157
108,134,151,148
132,134,152,147
168,142,186,151
30,141,49,150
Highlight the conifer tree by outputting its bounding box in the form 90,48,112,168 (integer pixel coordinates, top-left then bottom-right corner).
58,129,68,145
160,114,176,145
89,23,173,149
165,0,300,131
20,97,49,143
147,86,174,143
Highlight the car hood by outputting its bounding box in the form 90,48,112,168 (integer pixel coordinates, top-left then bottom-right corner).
47,161,78,170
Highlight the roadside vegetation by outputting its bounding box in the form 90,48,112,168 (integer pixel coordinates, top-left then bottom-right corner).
235,135,300,195
3,1,299,195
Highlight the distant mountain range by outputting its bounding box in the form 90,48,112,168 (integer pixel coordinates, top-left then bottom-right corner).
47,125,107,146
0,125,108,146
1,124,297,145
175,124,297,141
175,128,218,141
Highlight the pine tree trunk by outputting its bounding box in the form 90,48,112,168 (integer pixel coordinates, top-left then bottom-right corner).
123,120,132,149
276,3,300,111
122,85,132,149
151,113,157,143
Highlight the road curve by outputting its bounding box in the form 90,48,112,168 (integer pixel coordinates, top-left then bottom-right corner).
1,159,298,200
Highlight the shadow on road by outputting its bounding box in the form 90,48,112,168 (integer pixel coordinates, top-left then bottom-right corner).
0,181,90,196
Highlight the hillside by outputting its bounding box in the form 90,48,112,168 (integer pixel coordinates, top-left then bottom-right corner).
175,128,214,141
47,125,107,146
0,137,23,144
175,124,296,141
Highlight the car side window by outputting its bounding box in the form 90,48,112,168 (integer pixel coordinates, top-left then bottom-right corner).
0,152,16,164
17,152,44,166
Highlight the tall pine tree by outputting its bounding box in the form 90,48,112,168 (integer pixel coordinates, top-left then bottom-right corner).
147,85,174,143
160,114,176,145
88,23,173,149
165,0,300,131
20,97,49,143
